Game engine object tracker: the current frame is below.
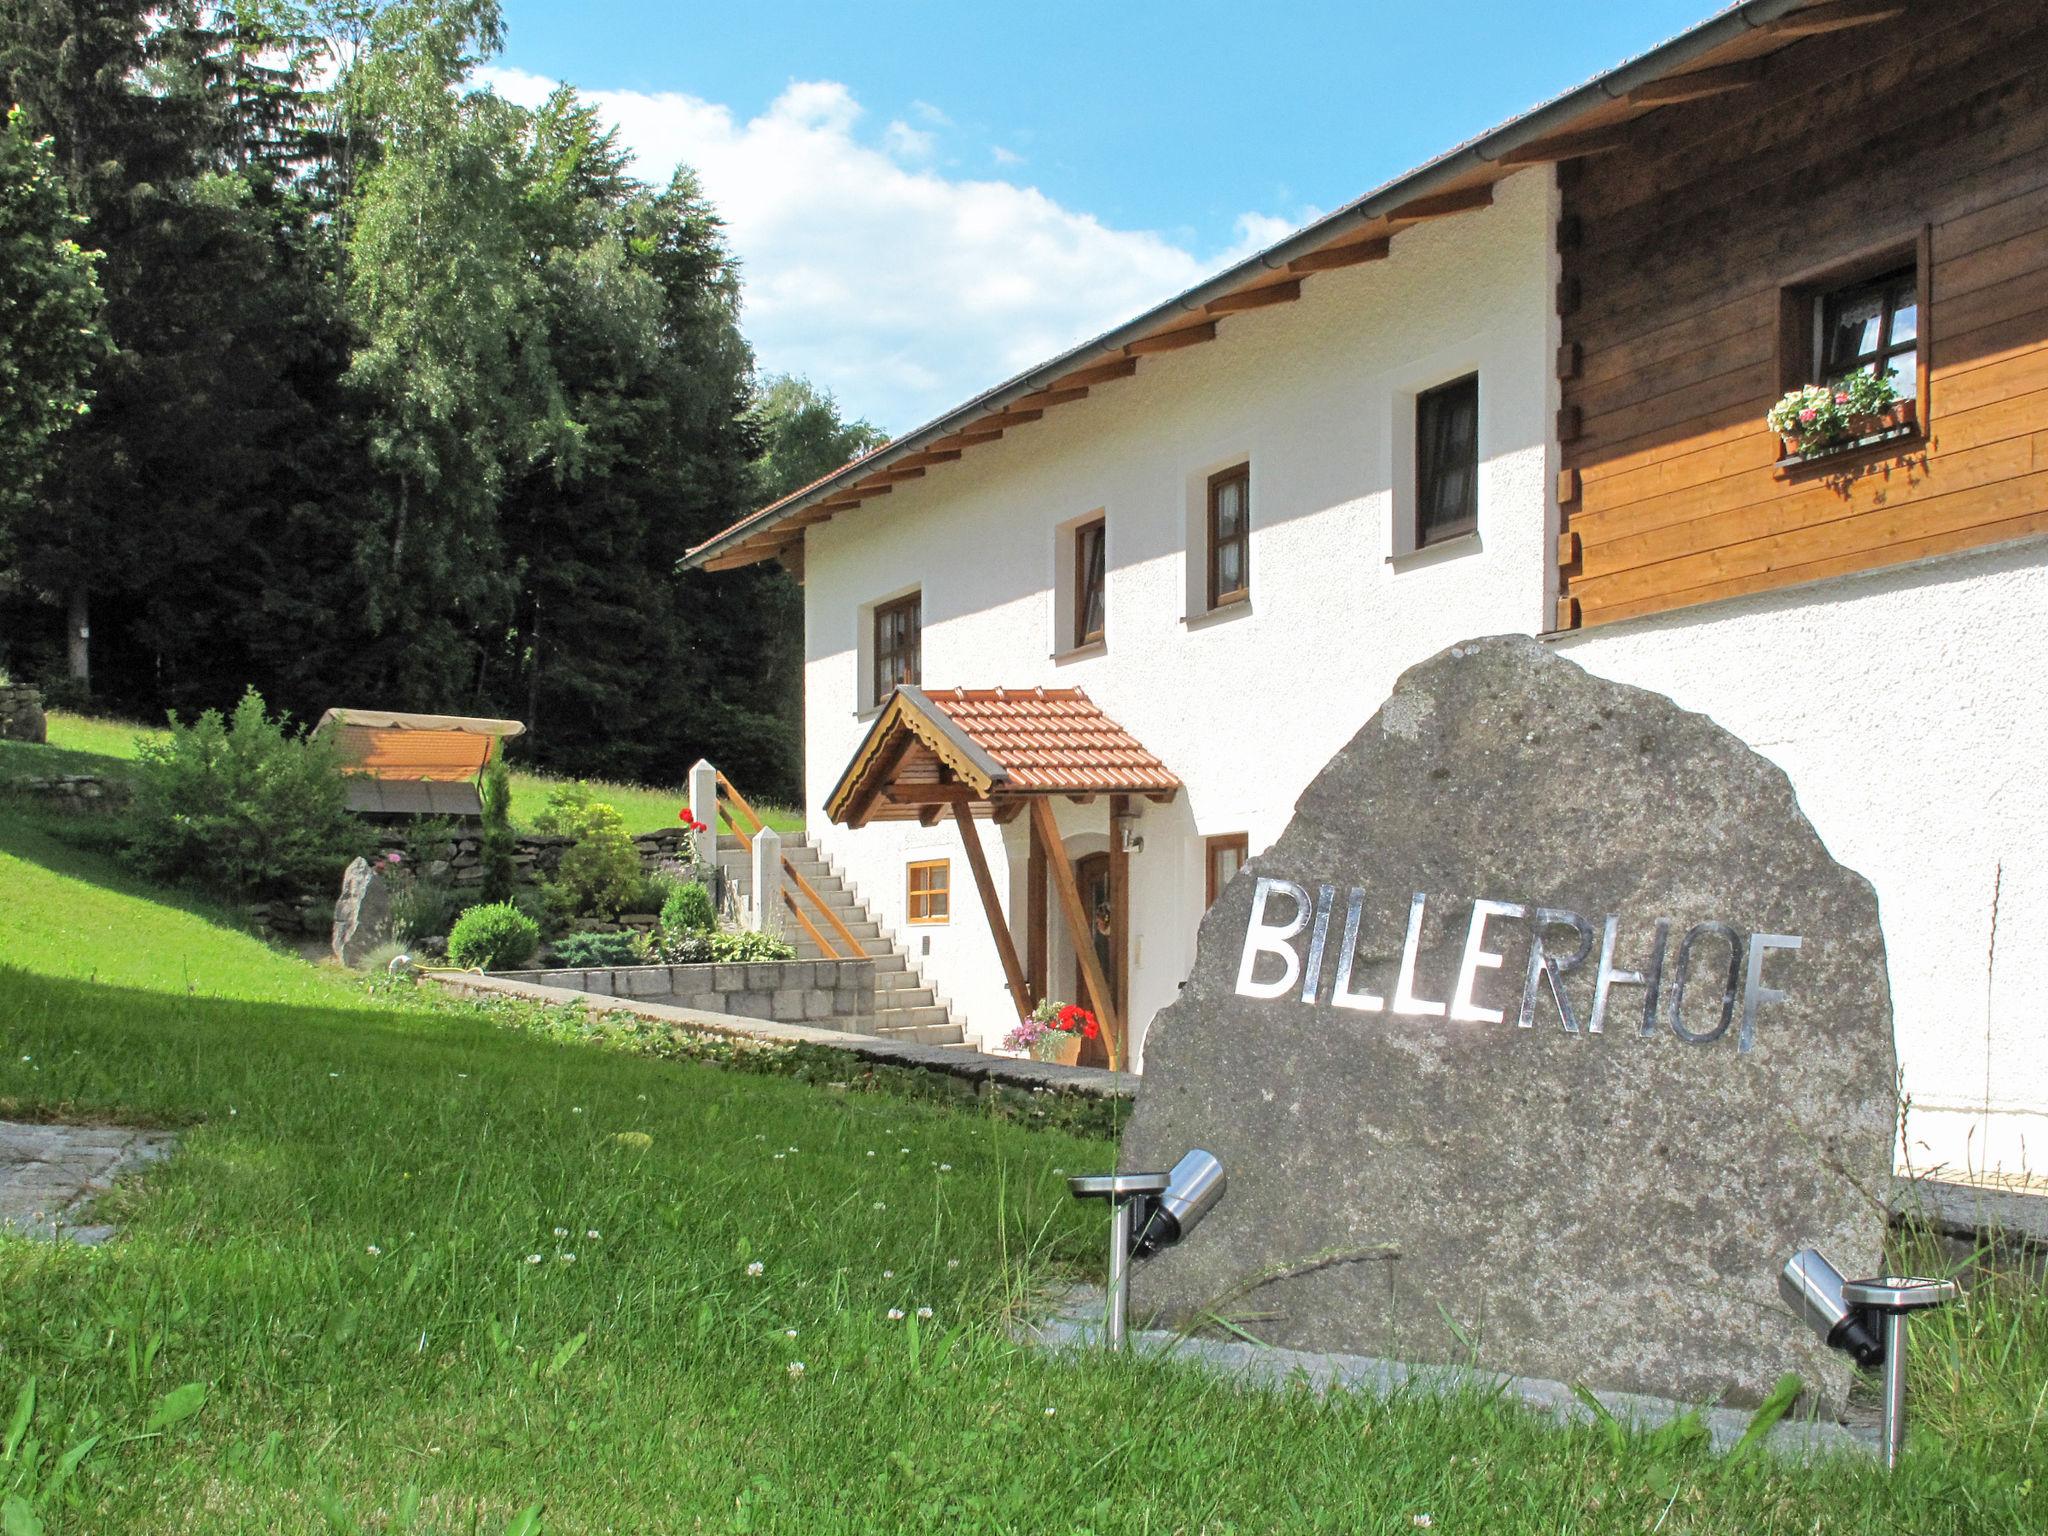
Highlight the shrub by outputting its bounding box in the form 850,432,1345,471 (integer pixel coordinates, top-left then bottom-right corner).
638,928,712,964
709,929,795,963
129,688,365,897
549,931,642,967
479,758,516,902
533,784,641,918
446,901,541,970
625,872,675,915
661,882,715,936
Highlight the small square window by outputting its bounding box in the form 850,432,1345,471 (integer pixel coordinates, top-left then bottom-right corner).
1818,266,1917,402
907,859,949,924
1206,465,1250,610
1205,833,1248,909
1415,374,1478,547
872,593,921,707
1074,516,1107,648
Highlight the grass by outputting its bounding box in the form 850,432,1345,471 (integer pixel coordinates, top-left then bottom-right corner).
3,711,803,838
0,802,2043,1531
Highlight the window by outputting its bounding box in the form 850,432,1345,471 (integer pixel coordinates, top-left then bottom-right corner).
1818,266,1917,402
1415,373,1479,547
1206,465,1250,609
1205,833,1248,909
906,859,949,924
1073,516,1107,648
872,593,921,706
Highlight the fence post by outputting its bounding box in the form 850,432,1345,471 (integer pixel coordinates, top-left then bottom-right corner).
750,825,784,935
688,759,719,869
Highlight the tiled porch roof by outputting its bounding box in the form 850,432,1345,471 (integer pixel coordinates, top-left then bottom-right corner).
923,687,1182,796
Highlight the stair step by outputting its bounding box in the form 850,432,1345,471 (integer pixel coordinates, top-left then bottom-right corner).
876,1004,952,1030
877,1021,966,1047
874,969,926,992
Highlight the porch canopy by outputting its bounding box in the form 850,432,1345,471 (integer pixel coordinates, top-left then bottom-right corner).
825,686,1181,1070
312,708,525,818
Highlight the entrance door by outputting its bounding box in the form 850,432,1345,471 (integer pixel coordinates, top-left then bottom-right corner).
1071,852,1114,1069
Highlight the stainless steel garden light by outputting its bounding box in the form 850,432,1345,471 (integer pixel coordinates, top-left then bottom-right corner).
1841,1273,1960,1470
1069,1150,1227,1349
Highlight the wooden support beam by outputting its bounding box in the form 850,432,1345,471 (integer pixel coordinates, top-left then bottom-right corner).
968,409,1040,432
1556,594,1583,630
1031,798,1124,1071
1052,357,1139,389
993,798,1028,826
1557,465,1581,505
892,449,963,468
929,428,1003,451
1064,793,1098,806
953,801,1032,1025
1124,320,1217,356
1204,279,1302,315
1006,385,1088,412
882,784,979,807
1385,183,1494,224
1762,0,1905,37
873,465,927,484
1558,528,1582,566
918,805,943,827
1288,237,1390,273
1026,827,1047,1004
1495,128,1631,167
1626,59,1765,105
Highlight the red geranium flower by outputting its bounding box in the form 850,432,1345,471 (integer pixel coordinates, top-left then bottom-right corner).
1082,1020,1099,1040
1057,1004,1085,1032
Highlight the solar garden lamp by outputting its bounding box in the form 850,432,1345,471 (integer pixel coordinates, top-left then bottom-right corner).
1842,1274,1960,1470
1069,1150,1227,1350
1779,1248,1958,1470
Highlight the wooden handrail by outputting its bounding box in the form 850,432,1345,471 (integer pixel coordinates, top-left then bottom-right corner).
716,771,765,834
782,889,832,955
717,767,859,961
716,801,753,851
784,860,863,959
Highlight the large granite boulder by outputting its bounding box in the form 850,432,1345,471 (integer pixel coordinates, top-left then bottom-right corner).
1123,635,1894,1416
331,857,393,967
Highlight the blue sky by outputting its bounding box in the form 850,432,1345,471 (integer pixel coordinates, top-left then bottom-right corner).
491,0,1723,432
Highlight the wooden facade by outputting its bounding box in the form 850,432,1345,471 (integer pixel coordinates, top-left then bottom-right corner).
1556,0,2048,629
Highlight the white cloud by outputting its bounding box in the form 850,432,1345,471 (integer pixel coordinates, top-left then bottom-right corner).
481,67,1301,432
990,145,1025,167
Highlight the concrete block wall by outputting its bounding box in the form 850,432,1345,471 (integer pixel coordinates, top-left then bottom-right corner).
496,959,877,1034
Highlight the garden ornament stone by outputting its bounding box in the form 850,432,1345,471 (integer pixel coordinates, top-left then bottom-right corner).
1122,635,1894,1417
331,857,394,968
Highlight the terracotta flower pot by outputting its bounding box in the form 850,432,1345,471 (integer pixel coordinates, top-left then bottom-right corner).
1032,1032,1082,1066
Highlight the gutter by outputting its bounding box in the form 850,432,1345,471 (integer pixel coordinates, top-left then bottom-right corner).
684,0,1812,569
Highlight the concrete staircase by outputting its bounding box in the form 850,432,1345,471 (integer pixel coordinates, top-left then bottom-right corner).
717,833,970,1048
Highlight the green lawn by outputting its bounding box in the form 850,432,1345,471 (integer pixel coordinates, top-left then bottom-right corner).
6,711,803,838
0,805,2041,1532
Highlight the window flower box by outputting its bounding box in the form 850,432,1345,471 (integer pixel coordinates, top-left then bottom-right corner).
1769,376,1914,464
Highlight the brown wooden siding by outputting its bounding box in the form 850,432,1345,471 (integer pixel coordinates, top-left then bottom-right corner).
1557,0,2048,630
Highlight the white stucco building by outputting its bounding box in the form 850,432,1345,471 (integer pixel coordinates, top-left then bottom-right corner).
688,0,2047,1184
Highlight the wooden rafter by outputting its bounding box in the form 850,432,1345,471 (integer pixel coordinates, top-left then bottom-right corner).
1030,797,1124,1071
952,801,1032,1024
1496,127,1632,166
1288,237,1389,273
1205,279,1302,314
929,427,1002,451
1124,320,1217,356
1762,0,1905,36
1006,385,1089,412
1052,357,1139,389
1625,59,1766,105
1385,183,1494,224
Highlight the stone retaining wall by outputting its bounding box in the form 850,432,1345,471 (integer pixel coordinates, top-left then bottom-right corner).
489,959,876,1033
0,685,46,744
1,772,126,809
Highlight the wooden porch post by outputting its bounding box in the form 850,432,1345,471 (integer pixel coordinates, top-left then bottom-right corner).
1029,797,1125,1071
952,800,1032,1024
1109,794,1130,1025
1026,831,1048,1006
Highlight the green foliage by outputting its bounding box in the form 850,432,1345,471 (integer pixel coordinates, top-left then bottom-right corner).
711,929,795,963
128,688,362,898
0,107,105,553
548,931,641,967
660,881,715,936
445,899,540,969
532,783,642,918
479,756,515,901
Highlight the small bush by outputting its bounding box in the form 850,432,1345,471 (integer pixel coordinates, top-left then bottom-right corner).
638,928,712,964
130,688,365,898
549,931,642,967
709,929,795,963
661,882,715,936
625,873,674,915
447,901,541,970
533,784,642,918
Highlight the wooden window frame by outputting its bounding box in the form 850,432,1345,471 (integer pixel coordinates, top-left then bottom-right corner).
1205,833,1248,909
871,592,921,708
1414,373,1480,549
906,858,950,924
1205,464,1251,611
1775,227,1931,463
1073,515,1107,650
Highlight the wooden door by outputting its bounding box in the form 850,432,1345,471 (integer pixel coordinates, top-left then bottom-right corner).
1071,852,1114,1069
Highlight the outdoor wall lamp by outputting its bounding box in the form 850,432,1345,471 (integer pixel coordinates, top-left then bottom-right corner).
1069,1150,1226,1349
1112,804,1144,856
1779,1248,1959,1469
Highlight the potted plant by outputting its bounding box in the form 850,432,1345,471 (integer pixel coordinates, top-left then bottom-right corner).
1000,999,1101,1065
1767,369,1911,459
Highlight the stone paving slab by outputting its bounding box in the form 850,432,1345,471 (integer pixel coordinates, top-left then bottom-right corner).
1022,1285,1876,1459
424,970,1136,1098
1896,1176,2048,1248
0,1121,177,1245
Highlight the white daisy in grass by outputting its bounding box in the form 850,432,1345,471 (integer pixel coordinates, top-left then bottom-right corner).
887,1309,905,1321
883,1270,894,1278
746,1261,765,1277
787,1361,806,1379
559,1253,576,1264
366,1245,381,1256
554,1227,570,1238
916,1306,933,1320
938,1163,952,1172
785,1329,798,1338
525,1254,543,1265
873,1202,887,1212
947,1259,960,1269
585,1229,600,1240
1044,1407,1056,1417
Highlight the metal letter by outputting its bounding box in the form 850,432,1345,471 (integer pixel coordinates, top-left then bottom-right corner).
1329,887,1385,1013
1300,885,1337,1004
1449,899,1526,1024
1739,933,1803,1053
1637,919,1673,1038
1391,892,1448,1018
1235,877,1311,1000
1517,908,1595,1033
1669,922,1746,1045
1587,915,1641,1035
